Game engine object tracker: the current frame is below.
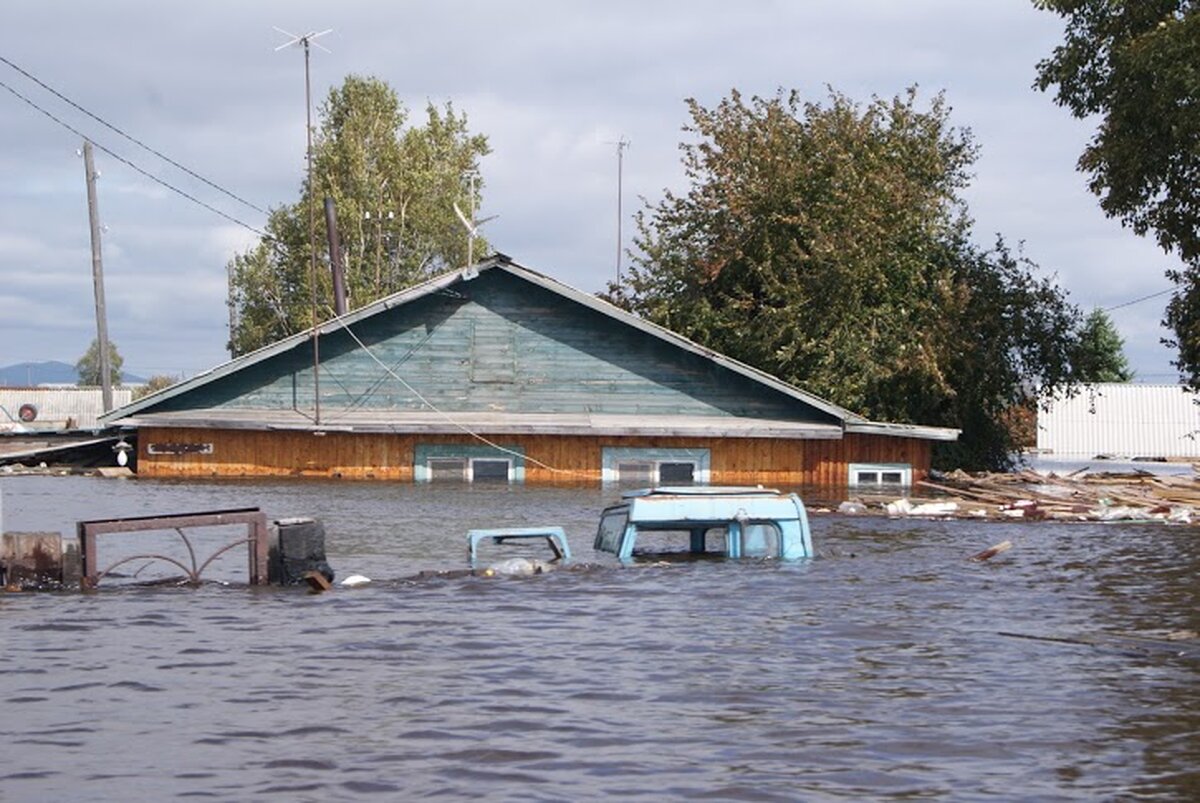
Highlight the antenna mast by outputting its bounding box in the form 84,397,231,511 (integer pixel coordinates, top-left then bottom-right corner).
275,27,332,424
453,171,497,268
614,137,629,287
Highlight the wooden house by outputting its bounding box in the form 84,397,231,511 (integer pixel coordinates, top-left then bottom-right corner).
101,256,957,487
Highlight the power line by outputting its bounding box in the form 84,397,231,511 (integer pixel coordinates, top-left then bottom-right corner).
0,54,268,216
1105,286,1175,312
0,76,268,238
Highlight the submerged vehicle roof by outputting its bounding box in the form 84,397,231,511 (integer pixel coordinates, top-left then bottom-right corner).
607,486,807,524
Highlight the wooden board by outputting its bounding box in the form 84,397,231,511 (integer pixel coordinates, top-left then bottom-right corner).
137,426,931,487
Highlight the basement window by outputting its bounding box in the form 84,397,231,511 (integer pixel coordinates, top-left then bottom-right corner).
415,444,525,484
428,458,468,482
470,458,512,483
602,447,710,486
849,463,912,488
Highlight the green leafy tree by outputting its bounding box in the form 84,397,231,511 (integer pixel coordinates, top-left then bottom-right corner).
227,75,490,355
615,88,1083,470
1074,308,1134,382
75,338,123,387
1033,1,1200,386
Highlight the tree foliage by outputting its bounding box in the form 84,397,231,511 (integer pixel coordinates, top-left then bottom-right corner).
1074,308,1134,382
1034,1,1200,385
132,374,178,401
614,88,1084,470
227,75,490,355
75,338,123,387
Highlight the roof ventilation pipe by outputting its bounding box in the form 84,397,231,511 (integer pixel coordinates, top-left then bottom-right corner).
323,197,348,316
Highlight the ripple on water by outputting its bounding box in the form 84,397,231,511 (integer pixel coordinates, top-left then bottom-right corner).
1,477,1198,800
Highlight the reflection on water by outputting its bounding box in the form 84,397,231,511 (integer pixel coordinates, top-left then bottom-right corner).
1,476,1198,800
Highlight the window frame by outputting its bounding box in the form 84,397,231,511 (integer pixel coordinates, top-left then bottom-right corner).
601,447,711,485
414,443,525,483
848,462,912,488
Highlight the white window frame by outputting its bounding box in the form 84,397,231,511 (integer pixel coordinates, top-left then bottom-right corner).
601,447,711,485
848,462,912,488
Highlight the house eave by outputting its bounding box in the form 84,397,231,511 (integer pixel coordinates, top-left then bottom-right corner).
111,410,847,440
845,421,960,441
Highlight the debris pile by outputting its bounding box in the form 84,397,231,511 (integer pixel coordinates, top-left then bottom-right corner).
838,468,1200,524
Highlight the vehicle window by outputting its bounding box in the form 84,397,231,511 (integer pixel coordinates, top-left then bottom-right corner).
741,522,782,558
632,526,727,555
596,509,628,552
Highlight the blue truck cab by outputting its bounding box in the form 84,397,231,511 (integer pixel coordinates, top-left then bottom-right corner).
593,487,814,562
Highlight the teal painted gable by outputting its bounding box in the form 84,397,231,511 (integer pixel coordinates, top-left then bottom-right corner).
147,268,839,425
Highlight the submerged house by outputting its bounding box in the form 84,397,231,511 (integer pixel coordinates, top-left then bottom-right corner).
101,256,957,487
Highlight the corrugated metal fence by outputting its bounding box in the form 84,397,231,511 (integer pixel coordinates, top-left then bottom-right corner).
1037,384,1200,458
0,387,133,431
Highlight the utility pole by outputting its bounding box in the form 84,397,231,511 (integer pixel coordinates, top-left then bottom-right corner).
83,140,113,412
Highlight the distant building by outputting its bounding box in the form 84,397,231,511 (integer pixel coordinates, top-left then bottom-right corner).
101,256,958,487
1,387,133,432
1037,383,1200,459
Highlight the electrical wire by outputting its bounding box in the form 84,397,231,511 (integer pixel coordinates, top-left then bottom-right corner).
327,307,584,478
0,76,269,238
1105,286,1176,312
0,54,268,216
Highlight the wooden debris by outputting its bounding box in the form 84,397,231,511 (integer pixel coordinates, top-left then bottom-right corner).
302,570,332,593
970,540,1012,561
879,467,1200,525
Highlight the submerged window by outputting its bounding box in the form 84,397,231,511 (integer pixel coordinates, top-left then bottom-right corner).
658,462,695,484
428,458,468,482
632,526,728,556
596,509,629,553
470,458,511,482
848,463,912,488
741,522,782,558
616,462,654,484
415,444,525,483
602,447,710,485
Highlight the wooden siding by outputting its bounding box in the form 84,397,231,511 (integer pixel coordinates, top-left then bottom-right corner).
137,427,930,487
151,271,840,426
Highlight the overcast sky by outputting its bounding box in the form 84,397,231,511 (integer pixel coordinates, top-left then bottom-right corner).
0,1,1182,382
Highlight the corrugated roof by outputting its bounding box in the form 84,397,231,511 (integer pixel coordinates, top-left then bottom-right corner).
1,387,133,432
102,255,958,442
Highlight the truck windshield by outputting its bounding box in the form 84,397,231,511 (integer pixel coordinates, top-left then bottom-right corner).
596,509,628,552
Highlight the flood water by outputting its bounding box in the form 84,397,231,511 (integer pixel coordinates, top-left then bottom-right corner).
2,475,1198,801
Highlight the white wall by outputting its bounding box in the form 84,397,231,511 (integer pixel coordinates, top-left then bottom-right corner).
1037,384,1200,458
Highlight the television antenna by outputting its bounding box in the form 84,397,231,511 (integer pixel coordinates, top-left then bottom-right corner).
452,172,497,269
275,26,332,423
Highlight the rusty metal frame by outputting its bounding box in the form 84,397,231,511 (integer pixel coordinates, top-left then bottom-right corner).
77,507,269,588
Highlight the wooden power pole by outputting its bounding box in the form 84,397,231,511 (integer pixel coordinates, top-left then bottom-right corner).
83,140,113,412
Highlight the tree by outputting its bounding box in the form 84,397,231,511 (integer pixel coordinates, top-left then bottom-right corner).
1033,1,1200,386
1074,308,1134,382
75,338,123,387
615,88,1083,470
132,374,178,401
227,75,490,355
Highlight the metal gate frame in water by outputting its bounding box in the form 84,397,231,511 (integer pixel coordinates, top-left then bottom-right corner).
77,508,270,588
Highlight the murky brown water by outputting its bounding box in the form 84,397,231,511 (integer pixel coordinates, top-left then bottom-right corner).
2,476,1198,800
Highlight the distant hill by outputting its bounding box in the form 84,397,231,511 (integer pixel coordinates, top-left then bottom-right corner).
0,360,146,386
